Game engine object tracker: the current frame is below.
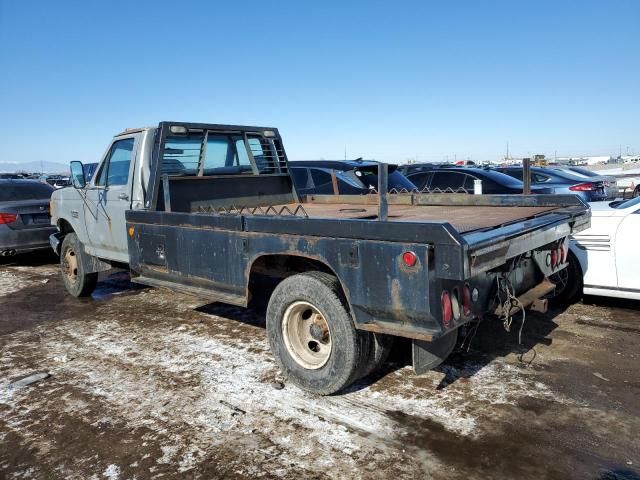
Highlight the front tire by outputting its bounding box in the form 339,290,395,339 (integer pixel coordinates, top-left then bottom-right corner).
266,271,370,395
60,233,98,297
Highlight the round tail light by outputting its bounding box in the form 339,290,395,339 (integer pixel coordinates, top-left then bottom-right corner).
451,288,461,321
462,284,472,316
441,290,452,327
402,251,417,267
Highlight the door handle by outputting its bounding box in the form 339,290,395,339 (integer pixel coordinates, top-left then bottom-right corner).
118,193,129,201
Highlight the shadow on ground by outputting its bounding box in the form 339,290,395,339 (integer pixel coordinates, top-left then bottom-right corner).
0,250,58,267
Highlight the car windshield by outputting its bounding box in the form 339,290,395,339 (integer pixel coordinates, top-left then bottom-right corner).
356,169,417,190
613,196,640,209
548,169,590,182
569,167,598,177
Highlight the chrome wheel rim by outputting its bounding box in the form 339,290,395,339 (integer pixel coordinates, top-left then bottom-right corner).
282,301,332,369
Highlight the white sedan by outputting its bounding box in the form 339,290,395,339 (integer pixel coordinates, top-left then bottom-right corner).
555,196,640,301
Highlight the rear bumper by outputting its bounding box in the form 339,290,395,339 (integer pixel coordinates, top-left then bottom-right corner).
0,225,57,254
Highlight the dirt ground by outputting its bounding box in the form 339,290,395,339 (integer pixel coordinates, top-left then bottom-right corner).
1,253,638,480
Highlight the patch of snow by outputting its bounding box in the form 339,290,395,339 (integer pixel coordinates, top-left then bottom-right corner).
0,270,31,296
102,464,120,480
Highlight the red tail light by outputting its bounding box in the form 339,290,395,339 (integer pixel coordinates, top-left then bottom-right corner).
441,290,452,327
550,248,558,268
569,182,596,192
0,213,17,224
402,251,417,267
462,284,472,316
561,241,569,264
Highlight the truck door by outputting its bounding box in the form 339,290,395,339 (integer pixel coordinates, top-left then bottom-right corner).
615,207,640,291
84,135,137,262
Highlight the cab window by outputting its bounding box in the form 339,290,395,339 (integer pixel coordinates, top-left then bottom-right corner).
95,138,135,186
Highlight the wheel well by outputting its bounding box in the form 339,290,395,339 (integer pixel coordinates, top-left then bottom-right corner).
247,255,343,311
58,219,75,235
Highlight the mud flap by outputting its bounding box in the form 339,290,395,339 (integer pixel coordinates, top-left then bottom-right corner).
412,328,458,375
79,244,112,274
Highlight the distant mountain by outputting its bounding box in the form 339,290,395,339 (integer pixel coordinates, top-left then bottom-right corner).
0,161,70,174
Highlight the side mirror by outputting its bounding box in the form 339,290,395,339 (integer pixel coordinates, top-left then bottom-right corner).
70,161,86,189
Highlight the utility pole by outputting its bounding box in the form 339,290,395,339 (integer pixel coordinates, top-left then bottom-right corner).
523,157,532,195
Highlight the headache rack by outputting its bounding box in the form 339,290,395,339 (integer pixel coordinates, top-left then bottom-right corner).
146,121,291,210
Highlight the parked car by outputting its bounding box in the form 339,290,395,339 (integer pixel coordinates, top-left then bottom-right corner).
49,177,71,189
550,196,640,302
406,167,552,194
0,173,23,179
546,166,617,200
0,179,56,257
289,160,417,196
493,166,608,202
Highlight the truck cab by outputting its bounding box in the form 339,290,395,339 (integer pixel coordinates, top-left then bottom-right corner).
50,127,154,263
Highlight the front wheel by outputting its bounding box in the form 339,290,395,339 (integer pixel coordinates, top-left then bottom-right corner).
60,233,98,297
266,271,370,395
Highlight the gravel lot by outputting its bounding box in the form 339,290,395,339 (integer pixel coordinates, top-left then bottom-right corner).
1,254,638,480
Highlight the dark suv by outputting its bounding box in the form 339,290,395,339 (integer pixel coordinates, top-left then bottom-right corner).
289,160,417,196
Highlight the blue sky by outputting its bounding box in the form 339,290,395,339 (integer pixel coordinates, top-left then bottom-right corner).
1,0,638,165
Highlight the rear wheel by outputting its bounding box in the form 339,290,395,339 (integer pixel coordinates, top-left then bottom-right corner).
633,185,640,198
60,233,98,297
266,271,370,395
547,251,582,307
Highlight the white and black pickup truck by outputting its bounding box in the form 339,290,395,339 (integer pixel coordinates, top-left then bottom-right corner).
49,121,590,394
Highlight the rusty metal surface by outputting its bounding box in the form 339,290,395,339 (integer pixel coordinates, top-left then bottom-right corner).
197,204,309,217
494,278,556,317
266,202,557,233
